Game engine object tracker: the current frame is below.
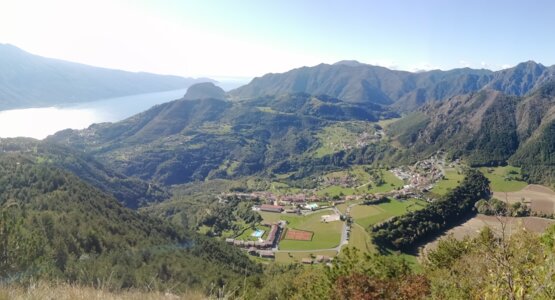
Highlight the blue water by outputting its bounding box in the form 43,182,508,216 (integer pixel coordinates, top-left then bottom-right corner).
251,229,265,238
0,89,188,139
0,76,251,140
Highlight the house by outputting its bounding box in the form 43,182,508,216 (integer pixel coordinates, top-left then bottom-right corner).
258,250,275,258
260,204,284,213
301,258,313,264
304,203,319,210
265,224,279,246
225,238,235,244
315,255,332,263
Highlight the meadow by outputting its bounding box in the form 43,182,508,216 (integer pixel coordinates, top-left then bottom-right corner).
431,167,465,195
478,166,527,192
350,198,428,229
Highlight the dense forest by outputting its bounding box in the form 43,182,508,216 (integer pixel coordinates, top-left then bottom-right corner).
0,154,260,293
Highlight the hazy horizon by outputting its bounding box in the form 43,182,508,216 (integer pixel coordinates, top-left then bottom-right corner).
2,0,555,78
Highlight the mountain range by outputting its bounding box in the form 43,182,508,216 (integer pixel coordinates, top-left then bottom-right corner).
43,59,555,187
3,45,555,297
0,44,211,110
229,60,555,111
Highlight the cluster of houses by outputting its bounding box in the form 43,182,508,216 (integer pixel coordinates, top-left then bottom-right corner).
390,156,446,200
225,222,284,259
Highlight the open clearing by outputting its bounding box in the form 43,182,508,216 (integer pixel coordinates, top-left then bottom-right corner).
431,168,464,195
493,184,555,214
479,166,527,192
259,211,342,250
423,214,555,254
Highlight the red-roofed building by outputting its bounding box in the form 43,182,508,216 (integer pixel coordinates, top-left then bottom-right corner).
260,204,284,213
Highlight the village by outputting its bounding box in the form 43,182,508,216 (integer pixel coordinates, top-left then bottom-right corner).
223,154,450,262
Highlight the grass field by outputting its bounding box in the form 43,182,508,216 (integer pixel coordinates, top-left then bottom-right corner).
275,250,338,264
336,203,349,214
259,211,343,250
350,199,428,229
367,170,404,193
317,185,357,197
479,166,527,192
348,223,375,253
431,168,465,195
268,181,302,195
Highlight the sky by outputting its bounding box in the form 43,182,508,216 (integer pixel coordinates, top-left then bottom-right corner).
2,0,555,78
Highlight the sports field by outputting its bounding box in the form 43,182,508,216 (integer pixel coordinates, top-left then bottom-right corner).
259,211,343,250
284,229,314,241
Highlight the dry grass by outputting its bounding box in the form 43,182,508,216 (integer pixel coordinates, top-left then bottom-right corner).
0,282,208,300
422,214,555,255
493,184,555,214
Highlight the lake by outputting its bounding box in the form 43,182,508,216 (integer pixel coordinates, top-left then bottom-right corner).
0,88,190,140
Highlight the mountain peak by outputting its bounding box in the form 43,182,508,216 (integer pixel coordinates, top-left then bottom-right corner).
513,60,545,71
333,60,363,67
183,82,226,100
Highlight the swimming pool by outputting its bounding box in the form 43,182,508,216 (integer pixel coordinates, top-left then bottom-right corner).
251,229,265,238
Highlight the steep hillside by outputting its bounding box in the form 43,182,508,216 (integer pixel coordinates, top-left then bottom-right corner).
0,44,210,109
47,93,395,185
229,60,554,111
510,82,555,183
0,138,168,208
0,153,260,292
390,81,555,184
390,90,520,165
